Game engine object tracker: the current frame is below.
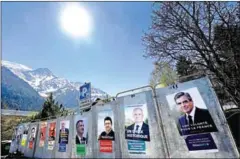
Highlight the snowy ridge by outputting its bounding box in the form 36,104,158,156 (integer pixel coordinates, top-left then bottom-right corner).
2,60,109,108
2,60,32,71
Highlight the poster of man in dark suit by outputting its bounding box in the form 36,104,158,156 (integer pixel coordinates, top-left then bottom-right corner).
58,121,69,144
125,105,150,141
76,120,88,144
173,91,218,136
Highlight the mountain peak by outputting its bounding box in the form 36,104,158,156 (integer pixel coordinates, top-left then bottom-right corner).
31,68,54,76
2,60,109,108
2,60,32,71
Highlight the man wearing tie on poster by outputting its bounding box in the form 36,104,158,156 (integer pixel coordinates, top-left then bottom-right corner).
126,107,150,141
76,120,87,144
59,122,69,144
174,92,218,136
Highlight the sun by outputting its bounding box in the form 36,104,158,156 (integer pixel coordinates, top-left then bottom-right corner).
60,3,92,38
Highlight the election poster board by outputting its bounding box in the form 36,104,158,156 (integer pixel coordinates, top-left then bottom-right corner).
48,122,56,150
124,104,150,154
98,109,115,153
165,87,218,152
16,125,24,146
75,115,88,156
21,123,29,147
28,125,37,149
58,120,70,152
21,134,27,146
39,122,47,147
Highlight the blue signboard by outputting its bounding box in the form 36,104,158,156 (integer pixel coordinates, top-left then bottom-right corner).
79,83,91,106
185,133,218,152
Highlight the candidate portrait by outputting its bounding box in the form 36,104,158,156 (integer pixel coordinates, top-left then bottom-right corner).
76,120,87,144
125,107,150,141
58,121,69,144
174,91,218,136
98,116,115,140
29,127,36,141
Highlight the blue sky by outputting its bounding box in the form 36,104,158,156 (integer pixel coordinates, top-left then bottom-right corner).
2,2,154,96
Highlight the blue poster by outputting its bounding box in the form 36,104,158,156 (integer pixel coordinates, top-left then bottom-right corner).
127,140,146,154
185,133,218,152
58,143,67,152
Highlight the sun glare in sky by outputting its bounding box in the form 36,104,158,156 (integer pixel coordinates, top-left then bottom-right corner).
60,3,92,39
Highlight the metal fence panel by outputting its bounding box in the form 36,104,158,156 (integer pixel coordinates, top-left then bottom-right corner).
42,119,57,158
155,77,239,158
18,122,30,154
9,125,20,154
92,102,121,158
116,87,167,158
54,115,74,158
34,121,48,158
24,122,39,158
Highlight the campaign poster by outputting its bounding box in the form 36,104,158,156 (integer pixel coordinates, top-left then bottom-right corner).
21,123,29,146
184,133,218,153
76,144,86,156
75,115,88,156
21,134,27,146
166,87,218,136
16,125,24,145
125,104,150,142
58,120,69,152
39,122,47,147
99,140,112,153
48,122,56,150
98,109,115,141
59,143,67,152
127,140,146,154
28,125,37,149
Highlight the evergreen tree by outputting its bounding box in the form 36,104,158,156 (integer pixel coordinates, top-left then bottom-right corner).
27,93,68,120
176,56,198,77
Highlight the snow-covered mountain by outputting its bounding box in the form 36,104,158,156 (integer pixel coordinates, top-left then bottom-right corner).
2,60,109,108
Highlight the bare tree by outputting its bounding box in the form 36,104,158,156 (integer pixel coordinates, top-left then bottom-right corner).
143,2,240,109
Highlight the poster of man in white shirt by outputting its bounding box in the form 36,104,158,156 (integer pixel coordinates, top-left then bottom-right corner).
125,104,150,141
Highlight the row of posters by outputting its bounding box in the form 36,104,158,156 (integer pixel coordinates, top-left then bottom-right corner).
11,86,219,155
95,87,219,154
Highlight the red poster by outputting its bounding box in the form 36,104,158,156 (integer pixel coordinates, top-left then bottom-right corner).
39,122,47,147
48,122,56,141
29,141,33,149
99,140,112,153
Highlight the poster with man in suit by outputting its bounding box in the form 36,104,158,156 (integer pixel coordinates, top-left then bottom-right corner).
58,120,69,152
125,104,150,142
166,87,218,136
75,117,88,144
75,115,88,156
